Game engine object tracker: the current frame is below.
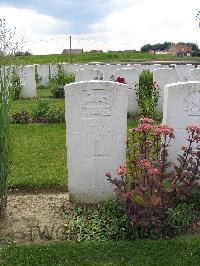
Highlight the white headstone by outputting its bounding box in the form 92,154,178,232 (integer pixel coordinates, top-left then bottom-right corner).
37,64,50,86
65,81,128,203
163,81,200,164
75,69,103,82
175,64,194,82
49,64,58,77
16,65,37,98
133,64,147,75
103,64,122,81
148,64,162,72
189,68,200,82
153,68,178,111
114,67,139,112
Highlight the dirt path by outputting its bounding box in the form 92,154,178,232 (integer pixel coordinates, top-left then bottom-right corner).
0,192,72,244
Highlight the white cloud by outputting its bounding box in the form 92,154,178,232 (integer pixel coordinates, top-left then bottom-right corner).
89,0,200,51
0,1,199,54
0,6,71,54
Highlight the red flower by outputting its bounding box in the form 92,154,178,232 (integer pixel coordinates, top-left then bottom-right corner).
186,125,200,134
148,167,160,176
153,124,174,137
139,117,154,124
115,77,126,84
140,159,152,169
117,165,127,175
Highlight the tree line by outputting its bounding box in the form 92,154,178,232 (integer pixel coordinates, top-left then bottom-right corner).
140,42,199,53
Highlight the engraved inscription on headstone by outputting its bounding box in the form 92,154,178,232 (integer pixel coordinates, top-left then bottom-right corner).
163,82,200,165
81,89,112,118
184,90,200,115
65,81,128,203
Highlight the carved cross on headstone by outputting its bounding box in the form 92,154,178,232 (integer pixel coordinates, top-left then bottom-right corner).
91,141,110,177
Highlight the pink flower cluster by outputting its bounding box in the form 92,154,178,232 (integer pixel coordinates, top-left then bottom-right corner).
153,125,174,137
139,117,154,124
186,125,200,134
117,165,127,175
152,82,159,90
140,159,160,176
115,77,126,84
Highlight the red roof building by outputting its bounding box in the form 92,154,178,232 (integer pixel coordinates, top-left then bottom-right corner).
167,44,193,57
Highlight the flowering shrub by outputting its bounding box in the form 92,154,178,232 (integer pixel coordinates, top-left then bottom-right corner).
49,69,75,98
136,70,160,117
10,71,23,100
106,118,200,231
115,77,126,84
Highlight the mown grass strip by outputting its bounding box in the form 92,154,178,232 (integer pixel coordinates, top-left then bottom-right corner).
0,236,200,266
8,124,67,189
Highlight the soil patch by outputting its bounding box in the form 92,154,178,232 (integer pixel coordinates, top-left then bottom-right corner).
0,192,73,244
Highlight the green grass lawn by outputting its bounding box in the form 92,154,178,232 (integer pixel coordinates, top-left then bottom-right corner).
10,88,64,114
5,52,200,66
8,121,136,189
8,123,67,189
0,236,200,266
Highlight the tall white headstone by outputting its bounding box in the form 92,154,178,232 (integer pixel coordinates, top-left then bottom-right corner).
75,69,103,82
65,81,128,203
16,65,37,98
114,67,139,112
103,64,122,81
37,64,50,86
49,64,58,77
153,68,178,111
163,81,200,164
175,64,194,82
189,68,200,82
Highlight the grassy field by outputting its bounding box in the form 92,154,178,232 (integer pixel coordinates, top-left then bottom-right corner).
0,236,200,265
8,123,67,189
5,52,200,65
10,88,64,114
8,120,137,189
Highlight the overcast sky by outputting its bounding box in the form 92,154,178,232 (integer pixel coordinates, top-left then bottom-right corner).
0,0,199,54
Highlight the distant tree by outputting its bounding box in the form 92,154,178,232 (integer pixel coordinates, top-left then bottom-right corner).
177,42,199,52
15,50,32,56
140,42,173,52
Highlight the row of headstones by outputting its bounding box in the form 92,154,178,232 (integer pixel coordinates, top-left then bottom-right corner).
74,64,200,112
65,80,200,203
11,63,200,112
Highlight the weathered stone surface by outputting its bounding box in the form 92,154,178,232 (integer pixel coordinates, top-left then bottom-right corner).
189,68,200,82
163,81,200,164
49,64,58,77
65,81,128,203
37,64,50,86
153,68,178,111
16,65,37,98
114,67,139,112
103,64,122,81
75,69,103,82
175,64,194,82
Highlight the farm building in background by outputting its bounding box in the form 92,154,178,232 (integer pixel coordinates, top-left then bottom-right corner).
167,44,193,57
62,49,84,54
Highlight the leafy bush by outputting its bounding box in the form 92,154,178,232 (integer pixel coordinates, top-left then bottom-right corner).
10,71,23,100
36,85,48,90
10,99,65,124
11,111,30,124
64,200,144,242
31,99,50,119
48,69,75,98
166,203,198,234
136,70,160,117
106,118,200,232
